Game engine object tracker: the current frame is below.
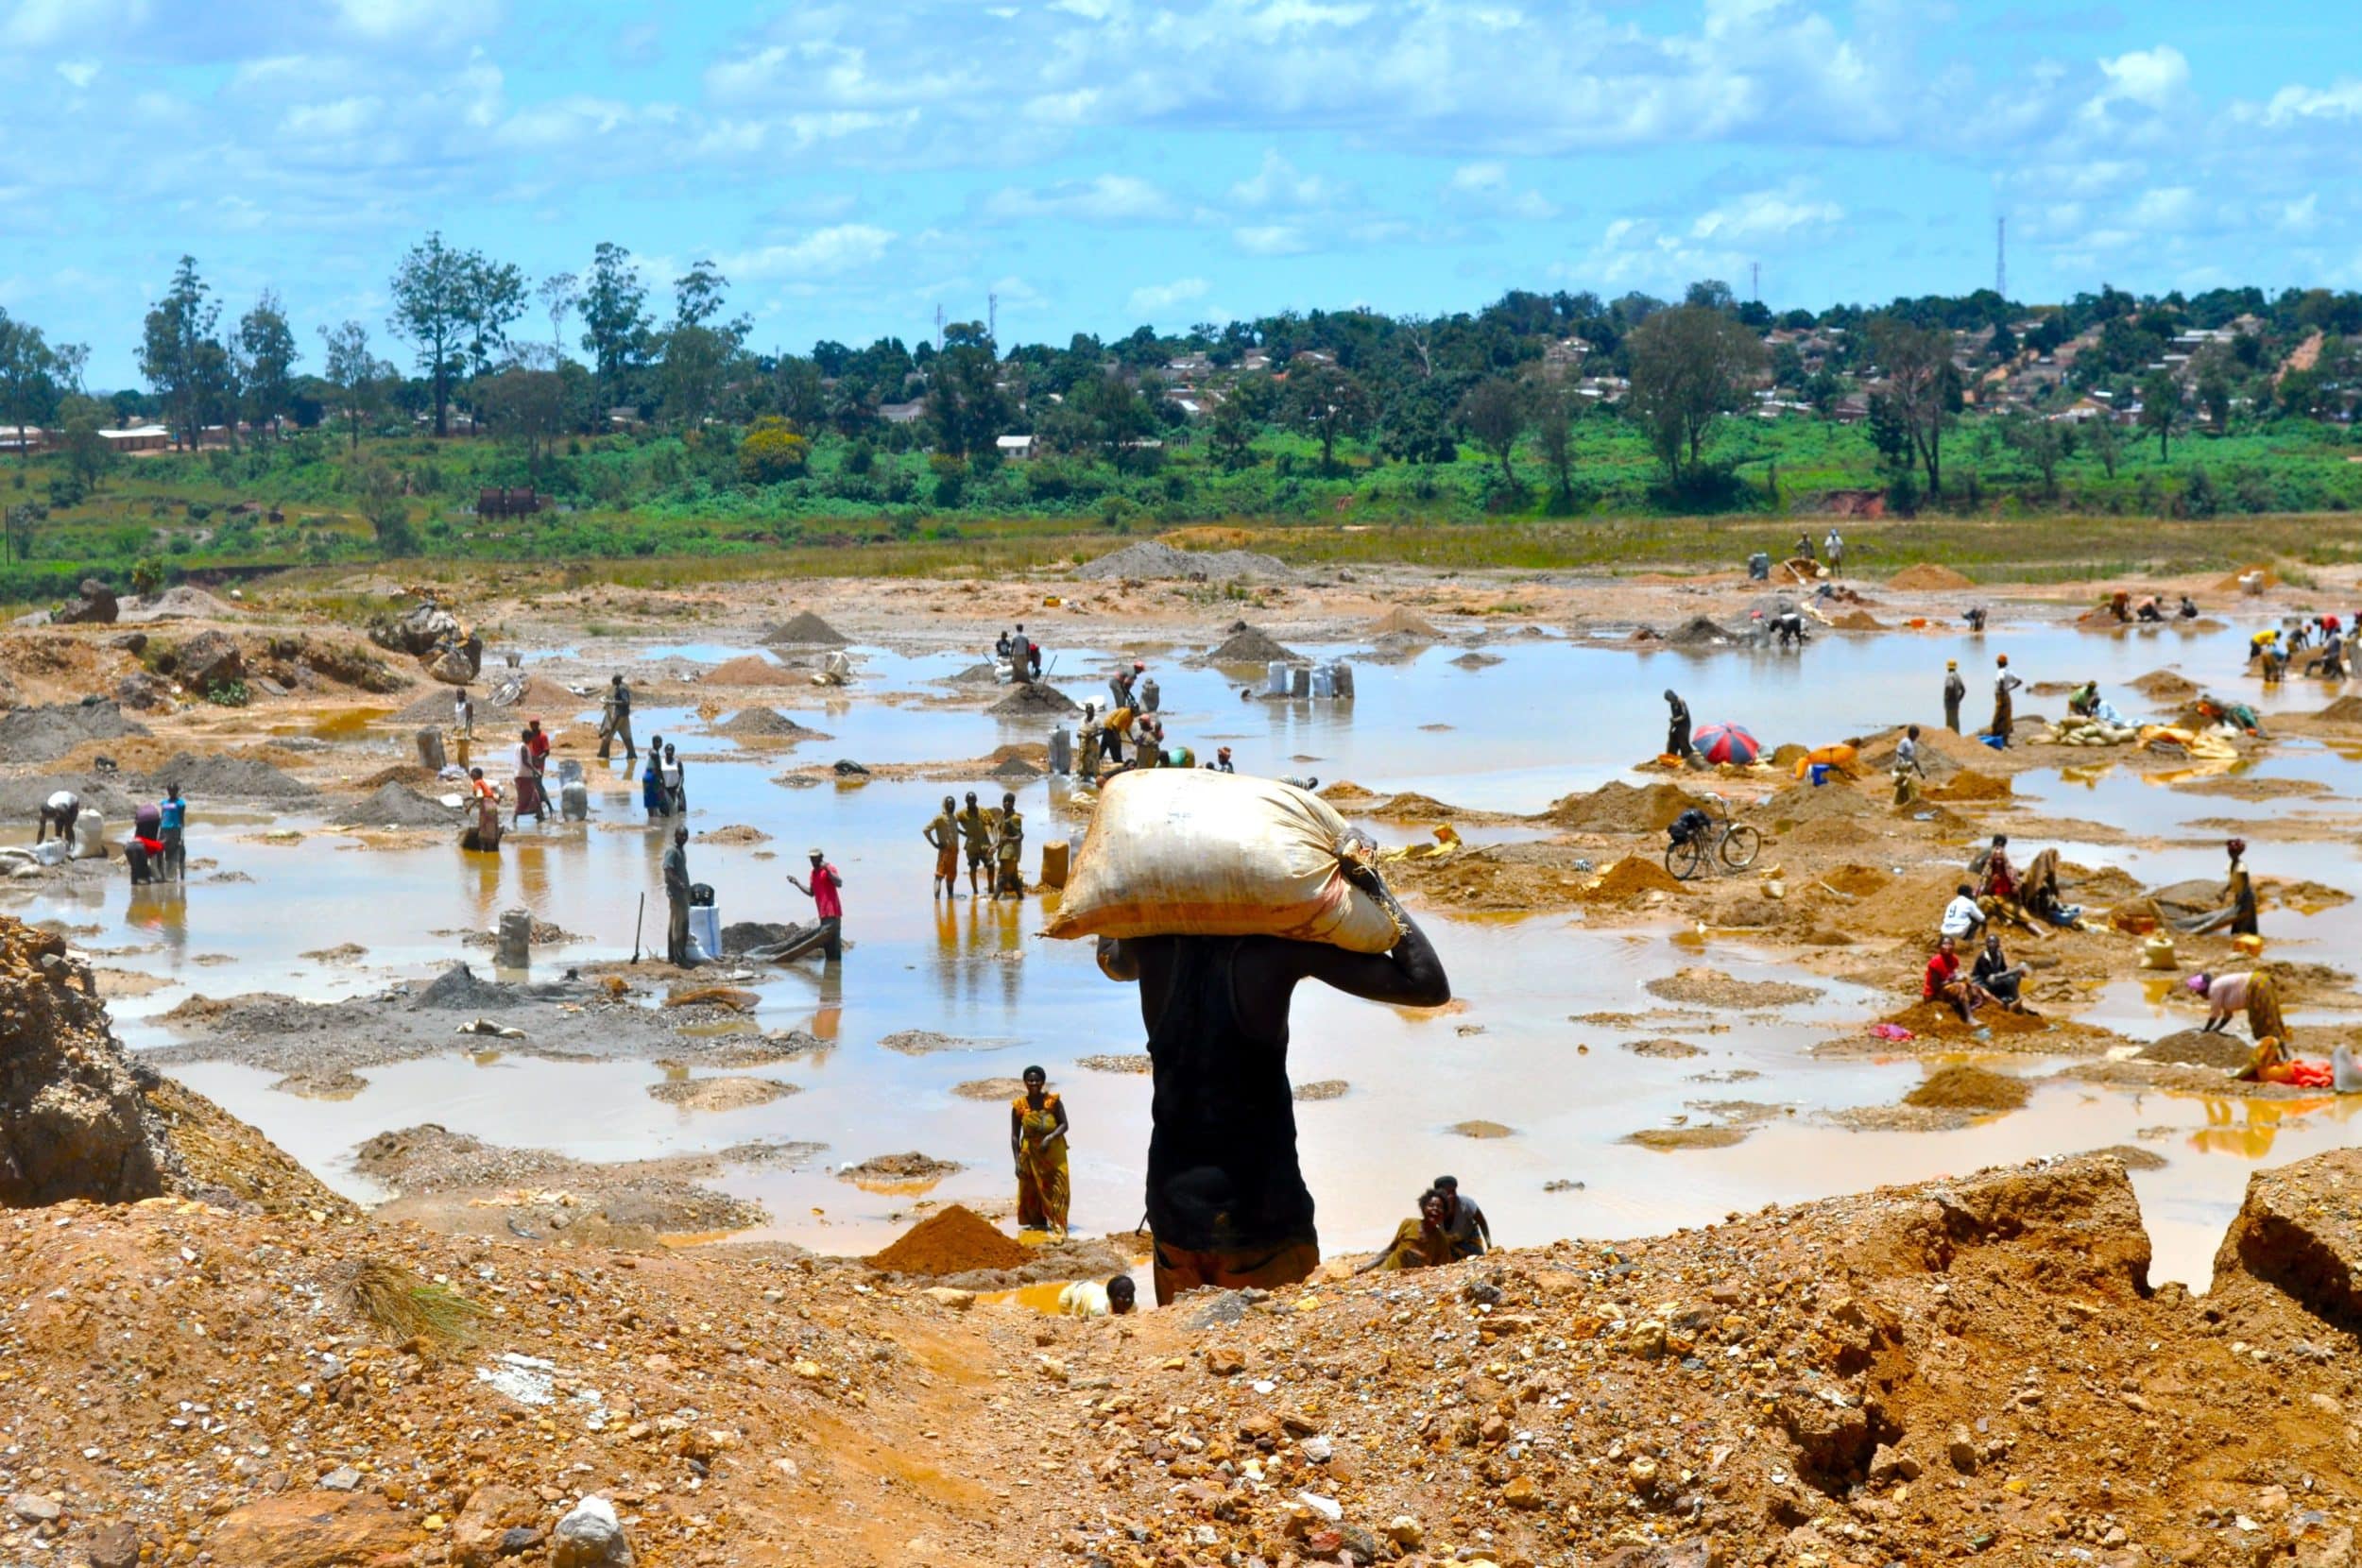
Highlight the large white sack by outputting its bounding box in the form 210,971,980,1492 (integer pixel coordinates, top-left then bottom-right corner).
1044,770,1402,953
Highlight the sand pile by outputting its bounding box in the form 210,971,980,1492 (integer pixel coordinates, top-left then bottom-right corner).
1821,863,1892,897
1887,563,1977,591
949,662,1001,685
0,701,149,764
701,655,794,687
1829,610,1884,632
1929,768,2011,802
990,683,1080,716
2132,670,2200,702
1540,780,1705,833
344,782,456,828
1583,856,1688,900
866,1205,1028,1276
1370,792,1464,821
2214,563,2278,592
409,963,511,1013
841,1152,963,1183
1763,780,1874,829
764,611,849,647
1881,999,2050,1039
1075,540,1291,581
1905,1065,2030,1111
2135,1030,2254,1071
1369,608,1444,639
718,707,827,741
2315,695,2362,725
1207,624,1300,664
353,763,440,791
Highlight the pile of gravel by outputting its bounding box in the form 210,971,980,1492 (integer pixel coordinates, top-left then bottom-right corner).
1075,540,1292,582
0,702,149,765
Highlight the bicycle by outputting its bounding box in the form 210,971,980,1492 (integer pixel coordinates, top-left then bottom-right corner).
1664,796,1762,881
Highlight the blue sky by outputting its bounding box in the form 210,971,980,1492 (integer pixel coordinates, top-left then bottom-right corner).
3,0,2358,387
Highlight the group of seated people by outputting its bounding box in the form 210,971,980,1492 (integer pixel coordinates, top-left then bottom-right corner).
1925,833,2082,1021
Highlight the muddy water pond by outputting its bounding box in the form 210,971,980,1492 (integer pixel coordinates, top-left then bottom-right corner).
15,609,2360,1287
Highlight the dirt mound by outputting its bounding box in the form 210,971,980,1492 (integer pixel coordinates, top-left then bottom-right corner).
1763,779,1874,828
409,963,513,1012
764,611,849,647
1880,998,2052,1040
1928,767,2011,802
488,673,583,714
878,1029,999,1056
352,763,439,791
718,707,828,741
1539,780,1706,833
1886,562,1977,591
0,916,180,1205
1904,1065,2030,1111
1074,540,1291,581
2214,562,2278,592
1207,624,1301,664
1622,1037,1704,1059
701,654,796,687
1664,614,1735,646
2315,694,2362,725
1317,781,1383,808
2131,670,2200,701
1828,609,1884,631
1646,967,1822,1008
126,584,239,621
0,701,148,764
1368,607,1444,639
1368,791,1463,821
1583,855,1687,900
989,683,1080,716
840,1151,963,1183
2135,1029,2254,1071
1821,863,1892,896
949,661,1001,685
648,1077,799,1112
156,751,316,802
343,781,456,828
696,825,774,844
866,1204,1028,1276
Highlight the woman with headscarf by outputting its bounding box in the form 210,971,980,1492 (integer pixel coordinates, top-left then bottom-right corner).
2190,967,2289,1046
1010,1065,1070,1237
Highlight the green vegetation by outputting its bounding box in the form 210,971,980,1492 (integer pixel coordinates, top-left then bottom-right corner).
5,251,2362,609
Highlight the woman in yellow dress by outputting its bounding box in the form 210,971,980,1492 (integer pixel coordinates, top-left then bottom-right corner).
1011,1065,1070,1236
1356,1189,1455,1274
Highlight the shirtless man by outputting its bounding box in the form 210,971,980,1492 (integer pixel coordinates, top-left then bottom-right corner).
1096,865,1449,1305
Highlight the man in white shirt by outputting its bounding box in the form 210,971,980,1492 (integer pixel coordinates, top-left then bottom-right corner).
1941,882,1987,942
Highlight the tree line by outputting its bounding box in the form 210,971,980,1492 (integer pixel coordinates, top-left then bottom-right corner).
6,244,2361,523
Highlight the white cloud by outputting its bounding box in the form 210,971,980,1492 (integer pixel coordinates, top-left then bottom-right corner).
2088,44,2188,113
2281,194,2320,233
2252,78,2362,128
719,225,897,280
1689,185,1844,244
331,0,492,47
54,58,97,88
1128,276,1209,315
982,174,1179,223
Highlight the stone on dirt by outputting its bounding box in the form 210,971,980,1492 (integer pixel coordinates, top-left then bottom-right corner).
552,1495,635,1568
51,577,119,624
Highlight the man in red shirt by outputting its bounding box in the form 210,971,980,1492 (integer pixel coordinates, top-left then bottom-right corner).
790,848,844,961
1923,935,1987,1022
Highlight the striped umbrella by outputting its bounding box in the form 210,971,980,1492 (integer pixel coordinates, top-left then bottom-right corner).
1692,723,1761,766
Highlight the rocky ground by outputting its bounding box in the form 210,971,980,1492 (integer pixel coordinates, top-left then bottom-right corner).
2,1150,2357,1567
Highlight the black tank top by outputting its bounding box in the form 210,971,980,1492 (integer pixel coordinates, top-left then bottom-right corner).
1144,938,1316,1253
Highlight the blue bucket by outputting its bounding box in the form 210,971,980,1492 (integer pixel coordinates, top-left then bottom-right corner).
1980,733,2008,751
1806,763,1831,786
